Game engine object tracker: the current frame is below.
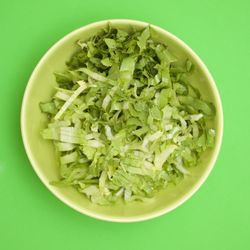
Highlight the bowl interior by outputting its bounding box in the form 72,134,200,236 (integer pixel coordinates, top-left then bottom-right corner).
21,20,223,222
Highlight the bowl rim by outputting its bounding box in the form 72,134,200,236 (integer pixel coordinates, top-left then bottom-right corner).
21,18,224,223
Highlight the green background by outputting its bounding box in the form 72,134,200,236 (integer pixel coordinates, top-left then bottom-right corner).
1,0,249,249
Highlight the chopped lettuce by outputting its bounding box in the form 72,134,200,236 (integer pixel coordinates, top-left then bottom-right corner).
40,26,216,205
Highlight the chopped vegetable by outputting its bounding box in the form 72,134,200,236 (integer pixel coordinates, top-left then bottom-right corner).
40,26,216,205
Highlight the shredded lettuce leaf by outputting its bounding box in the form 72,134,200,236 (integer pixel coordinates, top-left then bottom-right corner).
40,26,216,205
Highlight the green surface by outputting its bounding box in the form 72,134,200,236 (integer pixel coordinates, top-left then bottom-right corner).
0,0,249,249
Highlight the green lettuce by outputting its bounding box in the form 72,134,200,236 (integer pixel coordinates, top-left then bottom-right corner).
40,26,216,205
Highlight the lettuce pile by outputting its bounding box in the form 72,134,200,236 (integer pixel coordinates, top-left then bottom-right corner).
40,26,215,204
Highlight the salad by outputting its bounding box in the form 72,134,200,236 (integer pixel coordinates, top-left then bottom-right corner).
40,26,216,205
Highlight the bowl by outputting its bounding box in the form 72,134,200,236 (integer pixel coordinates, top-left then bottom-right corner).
21,19,223,222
